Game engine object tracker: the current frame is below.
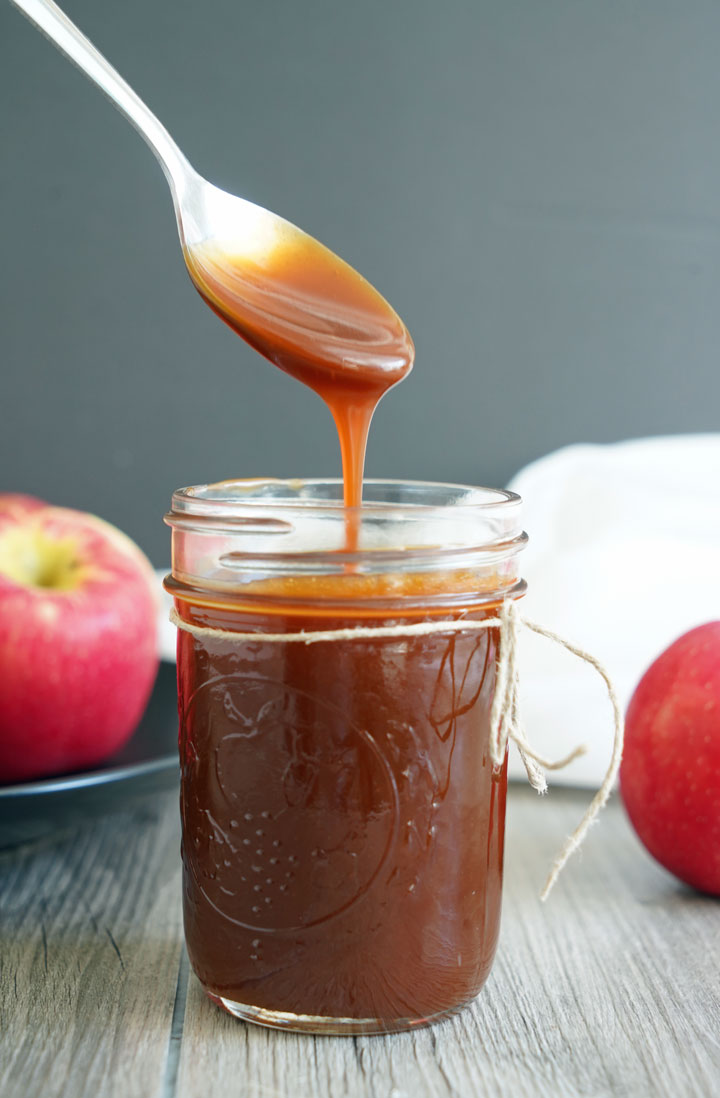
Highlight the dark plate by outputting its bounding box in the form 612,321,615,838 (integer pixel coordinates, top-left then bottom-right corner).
0,662,179,850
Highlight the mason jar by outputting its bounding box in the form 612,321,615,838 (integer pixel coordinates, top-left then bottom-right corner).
164,479,526,1034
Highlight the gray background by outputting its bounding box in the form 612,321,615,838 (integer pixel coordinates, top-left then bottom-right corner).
2,0,719,564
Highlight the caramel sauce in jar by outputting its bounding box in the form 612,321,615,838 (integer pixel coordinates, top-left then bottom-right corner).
165,481,525,1033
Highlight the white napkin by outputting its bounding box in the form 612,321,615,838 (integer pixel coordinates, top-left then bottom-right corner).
508,435,720,787
155,570,177,663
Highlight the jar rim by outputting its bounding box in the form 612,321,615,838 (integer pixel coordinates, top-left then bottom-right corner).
167,478,521,521
165,479,526,610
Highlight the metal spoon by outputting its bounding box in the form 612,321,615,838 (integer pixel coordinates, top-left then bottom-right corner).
9,0,414,386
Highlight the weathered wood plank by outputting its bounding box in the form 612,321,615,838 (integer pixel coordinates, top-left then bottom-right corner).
0,793,183,1098
174,787,720,1098
2,786,717,1098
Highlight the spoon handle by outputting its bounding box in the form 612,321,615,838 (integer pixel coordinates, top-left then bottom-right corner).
9,0,190,189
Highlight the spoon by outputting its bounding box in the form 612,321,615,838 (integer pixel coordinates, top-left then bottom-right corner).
9,0,414,393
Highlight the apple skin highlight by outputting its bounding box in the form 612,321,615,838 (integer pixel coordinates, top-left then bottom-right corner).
0,494,159,782
620,622,720,896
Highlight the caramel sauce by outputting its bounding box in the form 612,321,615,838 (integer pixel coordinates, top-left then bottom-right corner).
184,236,414,510
176,223,508,1028
165,568,515,619
176,593,506,1026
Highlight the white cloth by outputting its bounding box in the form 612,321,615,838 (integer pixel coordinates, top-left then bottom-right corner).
508,435,720,786
156,571,177,663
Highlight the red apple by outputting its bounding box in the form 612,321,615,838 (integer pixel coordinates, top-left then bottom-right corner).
620,623,720,894
0,494,159,782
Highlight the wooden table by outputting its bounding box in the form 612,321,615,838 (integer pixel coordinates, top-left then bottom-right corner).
1,783,718,1098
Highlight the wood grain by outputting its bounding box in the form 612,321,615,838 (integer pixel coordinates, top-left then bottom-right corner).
2,786,718,1098
174,787,720,1098
0,794,183,1098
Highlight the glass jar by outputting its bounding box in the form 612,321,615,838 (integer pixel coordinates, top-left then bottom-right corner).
164,479,526,1035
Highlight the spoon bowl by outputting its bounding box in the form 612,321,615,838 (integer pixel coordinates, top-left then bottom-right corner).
180,183,414,390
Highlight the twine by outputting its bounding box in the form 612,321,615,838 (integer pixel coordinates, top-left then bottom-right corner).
169,601,624,900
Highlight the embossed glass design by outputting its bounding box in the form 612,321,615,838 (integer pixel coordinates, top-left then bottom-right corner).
165,480,526,1034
